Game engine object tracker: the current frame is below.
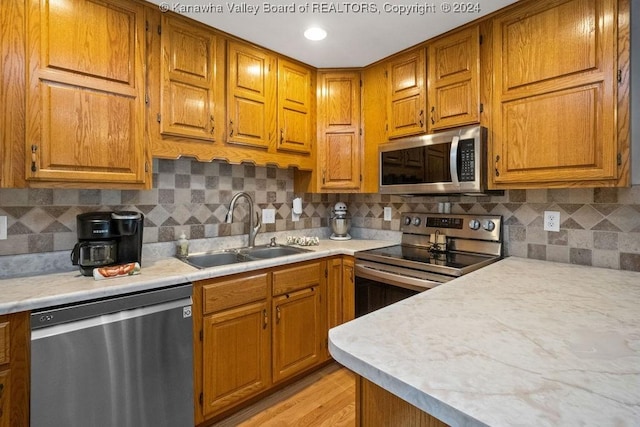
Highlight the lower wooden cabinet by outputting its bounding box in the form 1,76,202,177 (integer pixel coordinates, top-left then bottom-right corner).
0,313,29,427
272,286,323,383
357,376,448,427
194,259,328,424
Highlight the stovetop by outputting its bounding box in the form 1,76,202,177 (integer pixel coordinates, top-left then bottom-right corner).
355,213,503,277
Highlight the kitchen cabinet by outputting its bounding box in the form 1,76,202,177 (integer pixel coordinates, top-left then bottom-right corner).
316,71,362,191
272,261,325,383
146,10,226,160
25,0,149,188
227,40,277,150
386,47,426,138
0,0,26,187
357,376,448,427
0,313,29,427
194,259,327,424
427,25,480,131
491,0,629,188
277,59,313,154
327,256,355,330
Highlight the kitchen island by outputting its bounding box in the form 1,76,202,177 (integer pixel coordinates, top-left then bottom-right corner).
329,256,640,426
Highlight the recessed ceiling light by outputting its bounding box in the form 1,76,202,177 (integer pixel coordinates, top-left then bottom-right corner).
304,27,327,41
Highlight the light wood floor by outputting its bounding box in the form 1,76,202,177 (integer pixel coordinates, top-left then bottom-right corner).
212,363,356,427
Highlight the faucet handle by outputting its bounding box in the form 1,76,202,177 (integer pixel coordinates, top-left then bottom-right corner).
270,237,277,247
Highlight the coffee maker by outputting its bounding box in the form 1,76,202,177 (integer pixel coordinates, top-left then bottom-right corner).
71,211,144,276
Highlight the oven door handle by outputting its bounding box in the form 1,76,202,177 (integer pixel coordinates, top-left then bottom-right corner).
355,264,442,292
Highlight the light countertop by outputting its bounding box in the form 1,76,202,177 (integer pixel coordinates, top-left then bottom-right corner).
0,239,394,315
329,256,640,427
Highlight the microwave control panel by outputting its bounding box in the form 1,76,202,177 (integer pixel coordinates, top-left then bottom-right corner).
459,139,475,181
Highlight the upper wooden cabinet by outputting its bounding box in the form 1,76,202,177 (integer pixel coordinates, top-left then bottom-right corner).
386,48,426,138
316,71,362,191
227,41,277,150
147,11,226,160
277,59,312,154
160,16,218,141
427,25,480,131
25,0,148,187
491,0,627,188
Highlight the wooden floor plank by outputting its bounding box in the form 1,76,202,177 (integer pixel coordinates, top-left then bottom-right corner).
213,363,355,427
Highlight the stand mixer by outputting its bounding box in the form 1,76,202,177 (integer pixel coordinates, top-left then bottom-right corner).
329,202,351,240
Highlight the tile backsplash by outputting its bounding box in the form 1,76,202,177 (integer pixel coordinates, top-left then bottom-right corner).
0,158,639,272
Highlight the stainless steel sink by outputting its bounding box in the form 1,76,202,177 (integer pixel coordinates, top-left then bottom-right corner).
240,245,311,259
180,245,312,269
181,250,247,269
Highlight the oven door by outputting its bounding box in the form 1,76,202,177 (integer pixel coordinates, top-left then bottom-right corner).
354,260,452,317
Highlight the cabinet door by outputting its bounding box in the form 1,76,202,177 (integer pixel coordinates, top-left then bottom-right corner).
342,256,355,323
317,71,362,191
272,287,323,383
26,0,146,185
202,301,270,418
428,25,480,131
492,0,618,186
277,59,312,154
327,257,343,331
160,15,218,141
387,48,426,138
0,369,9,427
227,41,276,149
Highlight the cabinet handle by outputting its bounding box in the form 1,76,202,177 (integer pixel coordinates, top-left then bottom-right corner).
229,120,234,137
31,144,38,172
419,109,424,128
263,309,268,329
350,268,354,283
495,155,500,177
276,306,281,323
210,115,215,134
430,106,435,125
280,128,284,144
322,169,326,185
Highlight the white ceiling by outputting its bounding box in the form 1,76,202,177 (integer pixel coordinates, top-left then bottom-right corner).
148,0,519,67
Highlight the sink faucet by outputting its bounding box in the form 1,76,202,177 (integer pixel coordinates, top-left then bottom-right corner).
225,192,261,247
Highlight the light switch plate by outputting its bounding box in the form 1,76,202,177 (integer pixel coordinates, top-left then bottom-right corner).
262,209,276,224
384,207,392,221
543,211,560,232
0,216,7,240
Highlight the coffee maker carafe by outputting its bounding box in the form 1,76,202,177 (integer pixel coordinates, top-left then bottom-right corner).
71,211,144,276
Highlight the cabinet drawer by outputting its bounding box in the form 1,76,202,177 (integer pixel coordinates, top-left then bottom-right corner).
0,321,9,365
273,262,322,295
203,273,269,314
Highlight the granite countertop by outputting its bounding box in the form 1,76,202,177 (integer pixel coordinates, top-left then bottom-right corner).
329,257,640,427
0,238,394,315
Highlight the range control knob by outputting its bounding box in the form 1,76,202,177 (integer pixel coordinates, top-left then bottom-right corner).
468,219,481,230
404,216,412,226
412,217,422,226
483,220,496,232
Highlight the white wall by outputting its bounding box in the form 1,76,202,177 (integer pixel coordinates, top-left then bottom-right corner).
632,0,639,184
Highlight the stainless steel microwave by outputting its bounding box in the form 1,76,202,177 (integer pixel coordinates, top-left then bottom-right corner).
379,125,489,195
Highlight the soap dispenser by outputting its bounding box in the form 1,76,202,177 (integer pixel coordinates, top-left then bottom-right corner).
177,231,189,259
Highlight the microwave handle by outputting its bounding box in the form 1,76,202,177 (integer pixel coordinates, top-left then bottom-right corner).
449,135,460,186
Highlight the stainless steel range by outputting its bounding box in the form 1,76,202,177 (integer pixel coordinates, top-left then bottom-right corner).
354,212,503,317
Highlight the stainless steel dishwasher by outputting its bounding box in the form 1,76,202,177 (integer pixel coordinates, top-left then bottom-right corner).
30,283,194,427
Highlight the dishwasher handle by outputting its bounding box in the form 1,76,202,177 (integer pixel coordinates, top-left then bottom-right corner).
31,283,192,330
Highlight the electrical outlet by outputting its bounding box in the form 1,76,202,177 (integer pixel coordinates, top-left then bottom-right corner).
543,211,560,232
0,216,6,240
262,209,275,224
383,207,392,221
